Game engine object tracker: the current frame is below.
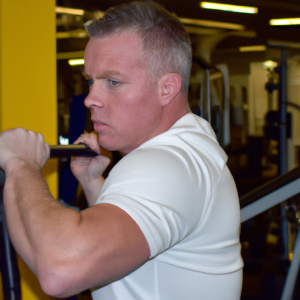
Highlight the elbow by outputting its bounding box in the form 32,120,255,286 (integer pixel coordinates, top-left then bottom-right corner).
38,266,76,298
39,272,68,298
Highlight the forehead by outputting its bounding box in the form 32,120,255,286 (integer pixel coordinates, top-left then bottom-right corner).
84,33,144,76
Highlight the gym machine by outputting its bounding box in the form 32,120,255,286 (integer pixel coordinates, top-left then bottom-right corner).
241,165,300,300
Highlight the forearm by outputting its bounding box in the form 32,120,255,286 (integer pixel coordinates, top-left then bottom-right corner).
3,182,36,273
4,160,48,273
80,176,105,207
4,159,81,276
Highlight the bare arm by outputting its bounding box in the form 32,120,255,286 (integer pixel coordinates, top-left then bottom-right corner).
1,129,150,298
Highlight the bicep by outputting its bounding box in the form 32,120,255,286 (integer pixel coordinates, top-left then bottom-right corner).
67,203,150,292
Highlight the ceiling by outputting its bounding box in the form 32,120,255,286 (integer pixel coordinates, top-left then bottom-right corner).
56,0,300,69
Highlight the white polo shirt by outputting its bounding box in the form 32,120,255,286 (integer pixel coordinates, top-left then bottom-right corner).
92,113,243,300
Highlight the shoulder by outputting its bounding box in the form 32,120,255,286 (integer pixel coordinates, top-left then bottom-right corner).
110,145,201,185
97,145,206,256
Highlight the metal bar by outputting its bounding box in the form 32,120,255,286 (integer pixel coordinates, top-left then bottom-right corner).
278,48,287,175
281,231,300,300
216,64,230,147
206,69,211,123
199,73,204,118
278,48,289,260
1,202,16,300
50,144,98,158
240,166,300,208
241,177,300,223
0,184,21,300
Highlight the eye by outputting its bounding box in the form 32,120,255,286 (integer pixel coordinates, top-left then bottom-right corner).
106,79,119,86
88,79,94,91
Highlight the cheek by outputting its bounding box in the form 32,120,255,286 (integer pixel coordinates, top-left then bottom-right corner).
111,82,160,130
114,88,146,115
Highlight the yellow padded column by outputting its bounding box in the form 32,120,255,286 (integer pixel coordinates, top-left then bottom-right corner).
0,0,57,299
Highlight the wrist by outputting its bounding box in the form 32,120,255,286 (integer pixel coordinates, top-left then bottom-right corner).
81,176,105,206
6,158,41,177
82,176,105,192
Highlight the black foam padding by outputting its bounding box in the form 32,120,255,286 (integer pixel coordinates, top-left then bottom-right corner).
50,144,98,158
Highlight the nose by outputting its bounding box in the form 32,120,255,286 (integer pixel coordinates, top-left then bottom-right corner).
84,86,104,109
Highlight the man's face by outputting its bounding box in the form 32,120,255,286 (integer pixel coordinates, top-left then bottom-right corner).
84,33,163,154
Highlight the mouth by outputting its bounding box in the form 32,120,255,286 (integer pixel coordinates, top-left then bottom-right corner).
92,119,109,131
92,119,108,125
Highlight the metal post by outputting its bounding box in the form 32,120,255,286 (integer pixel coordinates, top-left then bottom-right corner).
279,48,287,175
206,69,211,123
216,64,230,147
0,175,21,300
278,48,289,260
281,227,300,300
199,73,204,118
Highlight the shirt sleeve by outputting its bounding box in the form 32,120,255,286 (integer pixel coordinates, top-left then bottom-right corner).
96,145,210,258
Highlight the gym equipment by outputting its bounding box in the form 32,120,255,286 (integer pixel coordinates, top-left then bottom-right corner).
241,165,300,300
191,58,230,147
0,175,21,300
50,144,98,158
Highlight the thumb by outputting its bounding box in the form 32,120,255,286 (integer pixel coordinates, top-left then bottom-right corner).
95,155,111,169
86,155,111,182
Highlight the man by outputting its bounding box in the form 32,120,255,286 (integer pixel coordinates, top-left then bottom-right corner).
0,1,243,299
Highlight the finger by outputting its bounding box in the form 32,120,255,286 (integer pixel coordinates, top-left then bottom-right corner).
74,133,100,153
74,133,89,144
44,143,50,160
14,127,26,138
74,132,98,143
27,130,36,138
37,132,45,142
15,127,26,132
27,130,38,141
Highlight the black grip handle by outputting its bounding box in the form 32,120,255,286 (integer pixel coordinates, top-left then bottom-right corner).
50,144,98,158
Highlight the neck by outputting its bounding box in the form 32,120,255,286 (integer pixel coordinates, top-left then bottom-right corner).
122,91,189,155
153,91,189,138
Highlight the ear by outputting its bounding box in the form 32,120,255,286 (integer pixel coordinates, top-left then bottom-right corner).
158,73,182,106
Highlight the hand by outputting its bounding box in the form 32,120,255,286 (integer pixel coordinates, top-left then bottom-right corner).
71,132,110,187
0,128,50,173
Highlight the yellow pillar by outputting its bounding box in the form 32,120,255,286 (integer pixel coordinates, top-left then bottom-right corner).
0,0,57,299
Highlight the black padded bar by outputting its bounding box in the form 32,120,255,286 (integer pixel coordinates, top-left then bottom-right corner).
50,144,98,158
240,166,300,209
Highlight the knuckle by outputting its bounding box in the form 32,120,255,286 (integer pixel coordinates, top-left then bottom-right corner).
16,127,25,132
37,132,44,140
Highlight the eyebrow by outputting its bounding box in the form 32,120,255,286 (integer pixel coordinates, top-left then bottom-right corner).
84,70,122,79
103,70,121,77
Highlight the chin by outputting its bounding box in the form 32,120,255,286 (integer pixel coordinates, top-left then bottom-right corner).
98,137,121,152
98,135,138,154
99,143,118,152
100,142,133,155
